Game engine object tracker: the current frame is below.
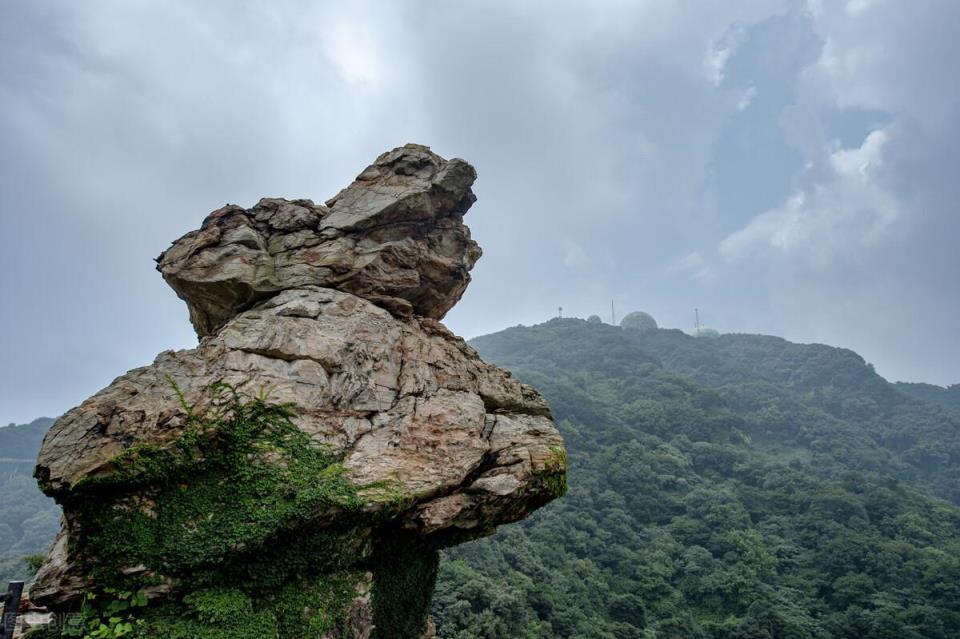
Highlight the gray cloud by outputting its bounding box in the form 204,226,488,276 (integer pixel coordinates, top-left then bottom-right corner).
1,0,956,423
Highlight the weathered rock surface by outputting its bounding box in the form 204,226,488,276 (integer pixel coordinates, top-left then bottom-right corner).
157,144,481,338
32,145,565,639
36,286,559,530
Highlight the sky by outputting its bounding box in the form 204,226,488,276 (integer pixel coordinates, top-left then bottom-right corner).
2,0,958,424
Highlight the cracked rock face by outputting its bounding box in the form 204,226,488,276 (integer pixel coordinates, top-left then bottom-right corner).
32,144,565,639
157,144,482,337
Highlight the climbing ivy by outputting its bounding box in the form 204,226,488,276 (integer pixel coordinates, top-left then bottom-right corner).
371,538,440,639
43,382,372,638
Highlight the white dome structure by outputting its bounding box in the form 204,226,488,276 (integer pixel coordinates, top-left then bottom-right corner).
620,311,658,333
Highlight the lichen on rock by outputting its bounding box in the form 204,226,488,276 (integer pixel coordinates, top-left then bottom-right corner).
30,144,565,638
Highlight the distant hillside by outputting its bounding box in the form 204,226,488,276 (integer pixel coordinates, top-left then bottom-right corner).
0,417,54,460
896,382,960,412
432,319,960,639
4,325,960,638
0,418,59,583
621,329,960,505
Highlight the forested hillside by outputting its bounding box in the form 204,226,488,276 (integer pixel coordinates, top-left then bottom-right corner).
3,325,959,638
0,418,59,583
629,330,960,505
896,382,960,412
432,319,960,638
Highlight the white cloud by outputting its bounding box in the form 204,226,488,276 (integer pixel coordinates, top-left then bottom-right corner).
845,0,883,17
720,128,900,265
829,128,886,177
704,23,748,86
737,86,757,111
668,251,715,282
562,238,590,269
323,18,386,88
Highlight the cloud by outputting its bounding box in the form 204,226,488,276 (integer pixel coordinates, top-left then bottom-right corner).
704,22,748,86
1,0,958,422
737,86,757,111
668,251,715,283
724,0,960,385
323,18,386,88
562,239,590,269
719,128,900,265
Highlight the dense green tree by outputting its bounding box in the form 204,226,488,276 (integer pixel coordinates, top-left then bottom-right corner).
432,319,960,638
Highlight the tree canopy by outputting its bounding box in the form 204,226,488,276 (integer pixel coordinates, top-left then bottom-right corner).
432,318,960,638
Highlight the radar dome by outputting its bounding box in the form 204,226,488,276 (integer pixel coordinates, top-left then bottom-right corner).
587,315,603,324
620,311,658,333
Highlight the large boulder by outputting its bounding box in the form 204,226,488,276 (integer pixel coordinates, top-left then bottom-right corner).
31,145,565,639
157,144,482,338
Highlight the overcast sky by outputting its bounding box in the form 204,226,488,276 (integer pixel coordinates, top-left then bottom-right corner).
2,0,958,424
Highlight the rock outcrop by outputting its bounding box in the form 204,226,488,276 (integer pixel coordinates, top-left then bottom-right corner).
31,144,565,639
156,145,481,338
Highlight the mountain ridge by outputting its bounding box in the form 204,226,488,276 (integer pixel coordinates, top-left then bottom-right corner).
432,318,960,638
3,320,960,637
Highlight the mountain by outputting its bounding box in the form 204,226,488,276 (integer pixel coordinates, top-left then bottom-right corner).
624,329,960,505
432,319,960,639
4,321,960,637
1,417,54,461
896,382,960,412
0,418,60,583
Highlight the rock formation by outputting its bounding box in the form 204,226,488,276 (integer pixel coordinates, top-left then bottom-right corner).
31,144,566,639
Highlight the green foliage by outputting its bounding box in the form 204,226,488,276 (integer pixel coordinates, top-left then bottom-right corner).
536,447,568,498
26,553,47,573
6,321,960,638
371,539,440,639
432,319,960,638
0,418,60,583
39,383,370,638
134,574,361,639
0,417,54,458
64,589,149,639
896,382,960,412
138,588,275,639
68,382,363,588
630,329,960,505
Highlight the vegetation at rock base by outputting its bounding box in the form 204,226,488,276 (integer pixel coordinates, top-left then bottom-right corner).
431,319,960,638
26,383,393,638
67,382,364,586
371,539,440,639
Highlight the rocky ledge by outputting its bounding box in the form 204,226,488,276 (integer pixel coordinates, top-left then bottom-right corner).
30,145,565,639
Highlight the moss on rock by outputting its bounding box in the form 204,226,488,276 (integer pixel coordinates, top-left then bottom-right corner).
46,384,377,638
137,573,364,639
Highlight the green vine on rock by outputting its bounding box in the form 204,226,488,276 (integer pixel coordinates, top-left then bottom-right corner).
63,589,149,639
538,446,569,498
45,380,374,638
